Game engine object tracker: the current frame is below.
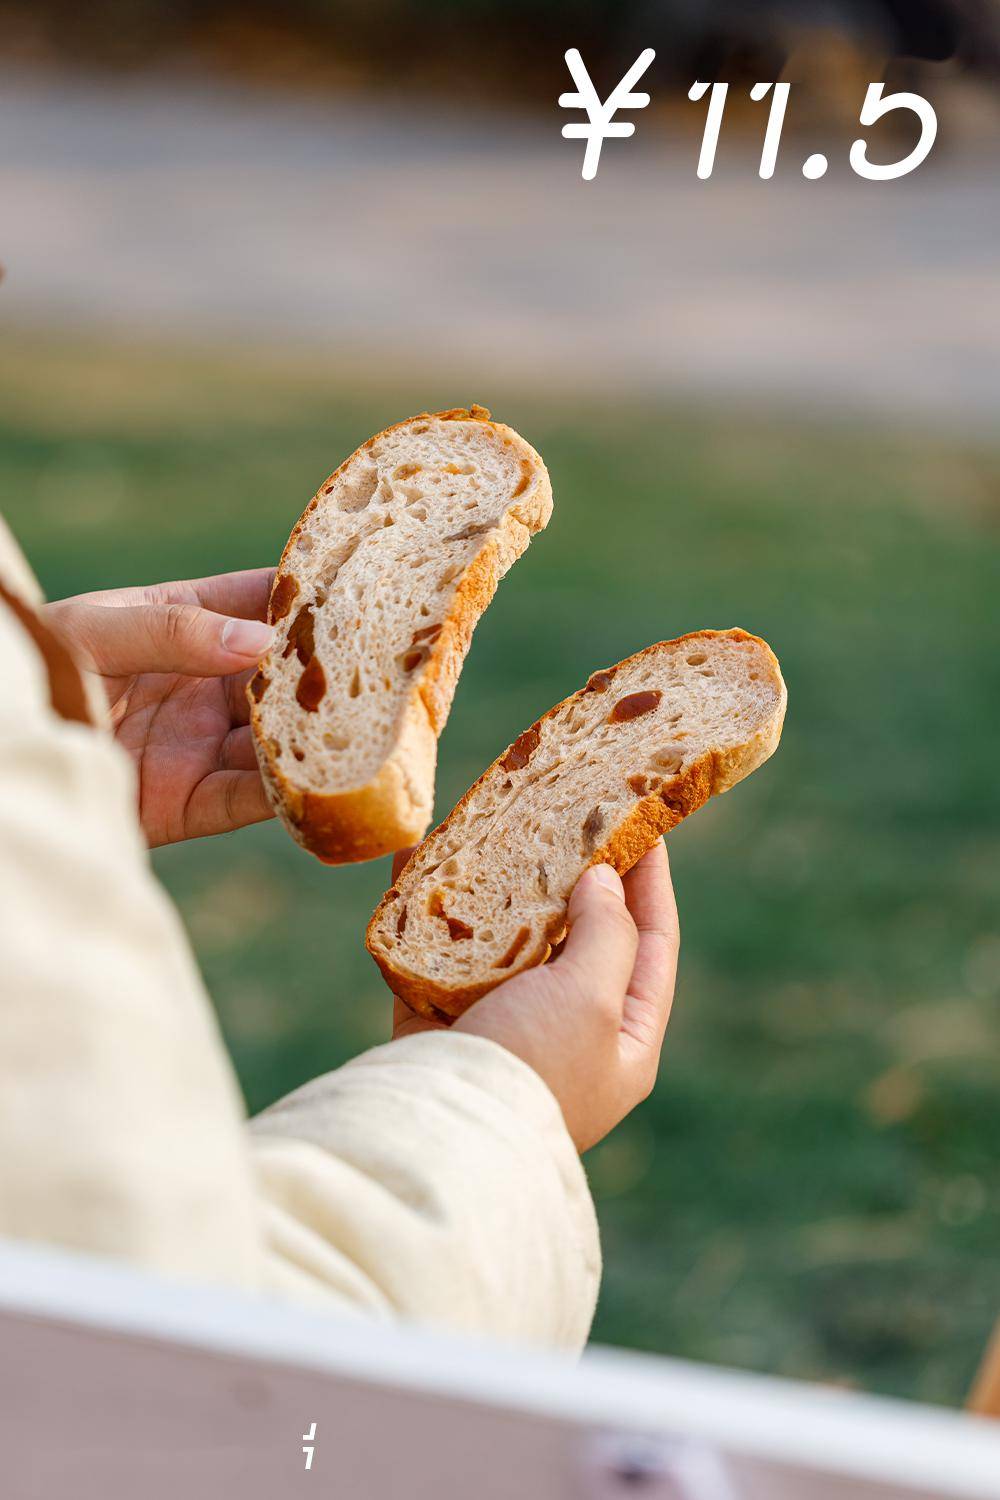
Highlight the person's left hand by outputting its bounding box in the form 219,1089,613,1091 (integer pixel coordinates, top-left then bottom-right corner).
45,570,277,847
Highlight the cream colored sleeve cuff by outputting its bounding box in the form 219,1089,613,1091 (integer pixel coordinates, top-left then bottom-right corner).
249,1031,601,1351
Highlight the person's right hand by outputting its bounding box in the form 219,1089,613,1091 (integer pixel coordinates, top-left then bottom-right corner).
390,841,679,1153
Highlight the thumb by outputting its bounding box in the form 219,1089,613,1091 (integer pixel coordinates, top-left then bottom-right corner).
557,863,638,1002
48,600,275,679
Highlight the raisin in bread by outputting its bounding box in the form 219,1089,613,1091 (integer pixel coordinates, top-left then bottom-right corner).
248,407,552,863
367,629,786,1018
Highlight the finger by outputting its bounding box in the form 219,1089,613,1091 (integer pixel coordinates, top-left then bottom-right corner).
391,845,417,883
620,841,680,1051
392,995,449,1039
157,769,273,846
219,724,261,773
57,569,276,620
555,863,638,1018
184,568,276,622
51,601,274,679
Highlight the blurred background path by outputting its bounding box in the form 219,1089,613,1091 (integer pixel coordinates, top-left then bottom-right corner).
2,70,997,429
2,26,999,1405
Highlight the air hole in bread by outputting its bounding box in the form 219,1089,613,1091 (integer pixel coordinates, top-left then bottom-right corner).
501,724,541,772
411,623,443,646
495,926,530,970
270,572,299,622
428,889,474,942
296,657,327,712
296,534,315,554
323,730,349,751
479,929,495,944
349,667,362,698
609,690,662,724
292,746,305,762
339,465,378,513
651,748,684,773
582,805,605,852
447,521,493,543
585,668,616,695
284,604,316,665
686,652,708,666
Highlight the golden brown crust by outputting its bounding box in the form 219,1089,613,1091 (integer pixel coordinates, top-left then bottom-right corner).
248,408,551,864
366,629,786,1018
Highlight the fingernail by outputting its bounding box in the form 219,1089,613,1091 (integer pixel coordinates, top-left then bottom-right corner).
590,864,624,899
221,618,274,658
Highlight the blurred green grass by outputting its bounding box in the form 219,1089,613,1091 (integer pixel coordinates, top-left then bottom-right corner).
3,337,999,1406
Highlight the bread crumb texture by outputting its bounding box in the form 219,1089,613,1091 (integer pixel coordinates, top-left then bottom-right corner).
249,409,552,864
367,630,786,1017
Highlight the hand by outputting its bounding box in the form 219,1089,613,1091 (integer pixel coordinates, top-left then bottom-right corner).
45,570,277,848
390,842,680,1152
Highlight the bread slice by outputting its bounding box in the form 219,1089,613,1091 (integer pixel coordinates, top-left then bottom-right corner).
248,407,553,863
366,629,786,1018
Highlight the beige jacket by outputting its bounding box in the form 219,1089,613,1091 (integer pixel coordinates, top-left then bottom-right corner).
0,516,600,1349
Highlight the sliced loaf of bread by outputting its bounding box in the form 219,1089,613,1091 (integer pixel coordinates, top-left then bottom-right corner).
366,629,786,1018
249,407,552,863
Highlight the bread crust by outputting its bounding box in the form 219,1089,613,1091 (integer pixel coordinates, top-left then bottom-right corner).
248,407,552,864
366,629,786,1018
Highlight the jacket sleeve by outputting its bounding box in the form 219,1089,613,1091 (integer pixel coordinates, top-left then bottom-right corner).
0,517,601,1347
0,545,260,1289
249,1031,602,1351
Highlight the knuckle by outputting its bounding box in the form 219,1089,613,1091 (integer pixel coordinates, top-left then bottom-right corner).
161,602,210,656
161,603,190,646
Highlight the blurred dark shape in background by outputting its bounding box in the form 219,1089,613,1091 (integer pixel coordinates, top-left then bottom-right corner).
1,0,997,104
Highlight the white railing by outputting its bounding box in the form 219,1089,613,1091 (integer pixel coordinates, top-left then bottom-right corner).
1,1238,998,1499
